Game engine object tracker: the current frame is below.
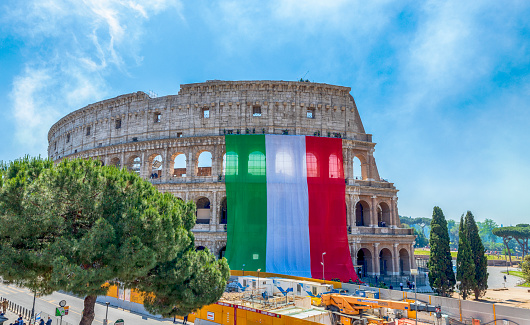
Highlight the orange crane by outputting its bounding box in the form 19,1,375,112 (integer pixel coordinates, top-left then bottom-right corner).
321,293,440,325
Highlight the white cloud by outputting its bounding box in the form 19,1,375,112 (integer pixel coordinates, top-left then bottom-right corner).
4,0,180,156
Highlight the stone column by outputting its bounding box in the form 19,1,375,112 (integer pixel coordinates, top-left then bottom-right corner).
120,152,126,170
370,196,377,227
393,243,400,276
140,150,147,179
373,243,380,276
163,147,170,180
186,149,194,178
409,245,416,270
210,191,218,231
390,197,397,228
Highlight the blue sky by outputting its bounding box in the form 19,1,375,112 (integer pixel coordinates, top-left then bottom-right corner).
1,0,529,224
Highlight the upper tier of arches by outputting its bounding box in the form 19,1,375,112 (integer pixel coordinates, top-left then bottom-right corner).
48,80,372,161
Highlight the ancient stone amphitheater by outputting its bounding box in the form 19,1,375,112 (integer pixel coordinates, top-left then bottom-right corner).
48,80,416,279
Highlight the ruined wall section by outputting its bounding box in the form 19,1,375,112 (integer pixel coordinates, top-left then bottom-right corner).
48,81,370,160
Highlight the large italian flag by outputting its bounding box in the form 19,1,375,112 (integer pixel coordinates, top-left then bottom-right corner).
224,134,358,282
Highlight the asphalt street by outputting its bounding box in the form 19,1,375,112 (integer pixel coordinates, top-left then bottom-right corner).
0,282,177,325
487,266,523,289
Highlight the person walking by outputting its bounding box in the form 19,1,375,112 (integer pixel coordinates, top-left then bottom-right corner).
183,314,188,325
400,282,403,291
46,316,53,325
2,299,7,314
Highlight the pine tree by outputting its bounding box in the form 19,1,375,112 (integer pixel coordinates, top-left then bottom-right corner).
0,158,230,325
465,211,488,299
428,206,456,296
456,216,475,300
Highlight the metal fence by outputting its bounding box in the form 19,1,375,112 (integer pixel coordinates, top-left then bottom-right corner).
0,296,74,325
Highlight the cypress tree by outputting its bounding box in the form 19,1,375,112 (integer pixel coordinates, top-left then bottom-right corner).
428,206,456,296
465,211,489,299
456,216,475,300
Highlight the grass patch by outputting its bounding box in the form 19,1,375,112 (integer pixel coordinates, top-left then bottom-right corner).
414,249,522,261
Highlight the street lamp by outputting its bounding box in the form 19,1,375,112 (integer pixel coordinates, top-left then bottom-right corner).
257,269,261,296
104,301,110,325
321,252,327,281
456,281,462,322
411,269,418,325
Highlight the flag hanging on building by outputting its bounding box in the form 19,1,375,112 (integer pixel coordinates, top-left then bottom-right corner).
224,134,359,282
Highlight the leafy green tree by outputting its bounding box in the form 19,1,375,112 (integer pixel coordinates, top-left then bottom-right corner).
0,157,230,325
522,255,530,284
413,228,429,248
493,227,514,264
428,206,455,297
447,219,459,250
456,216,475,300
512,224,530,258
478,219,498,245
464,211,488,299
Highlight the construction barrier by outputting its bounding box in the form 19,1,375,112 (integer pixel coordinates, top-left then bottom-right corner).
192,302,323,325
342,284,530,325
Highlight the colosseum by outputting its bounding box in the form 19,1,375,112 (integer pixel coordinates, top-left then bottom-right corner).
48,80,416,281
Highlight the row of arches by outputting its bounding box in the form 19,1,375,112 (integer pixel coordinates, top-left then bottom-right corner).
194,243,412,276
355,201,391,227
192,195,394,227
192,196,227,225
101,150,370,180
357,247,411,276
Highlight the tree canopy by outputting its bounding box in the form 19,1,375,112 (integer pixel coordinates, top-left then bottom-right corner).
0,157,229,325
464,211,488,299
492,224,530,261
456,216,475,300
428,206,455,297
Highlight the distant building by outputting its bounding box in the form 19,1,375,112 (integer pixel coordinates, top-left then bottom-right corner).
48,80,415,279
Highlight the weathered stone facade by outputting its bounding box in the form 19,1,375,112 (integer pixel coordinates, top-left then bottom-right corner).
48,80,415,277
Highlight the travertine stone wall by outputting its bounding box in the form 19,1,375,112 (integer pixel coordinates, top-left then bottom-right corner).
48,80,416,277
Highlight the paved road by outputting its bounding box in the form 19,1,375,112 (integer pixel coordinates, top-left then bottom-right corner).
487,266,523,289
0,282,177,325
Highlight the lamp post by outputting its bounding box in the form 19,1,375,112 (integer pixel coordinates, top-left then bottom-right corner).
30,290,36,325
321,252,326,281
257,269,261,296
411,268,418,325
104,301,110,325
456,281,462,322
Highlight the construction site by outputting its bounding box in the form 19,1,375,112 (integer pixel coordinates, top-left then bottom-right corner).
99,269,530,325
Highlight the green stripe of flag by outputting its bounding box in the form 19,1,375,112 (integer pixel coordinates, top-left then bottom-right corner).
224,135,267,271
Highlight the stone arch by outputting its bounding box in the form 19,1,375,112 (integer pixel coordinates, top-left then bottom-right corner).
218,246,226,259
196,246,206,251
352,153,368,180
378,202,391,226
399,248,411,275
110,157,121,168
306,152,319,177
197,151,212,176
127,155,141,175
329,154,341,179
148,153,163,179
357,248,372,277
172,152,187,177
379,248,393,276
196,197,211,224
219,197,227,224
355,200,370,227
